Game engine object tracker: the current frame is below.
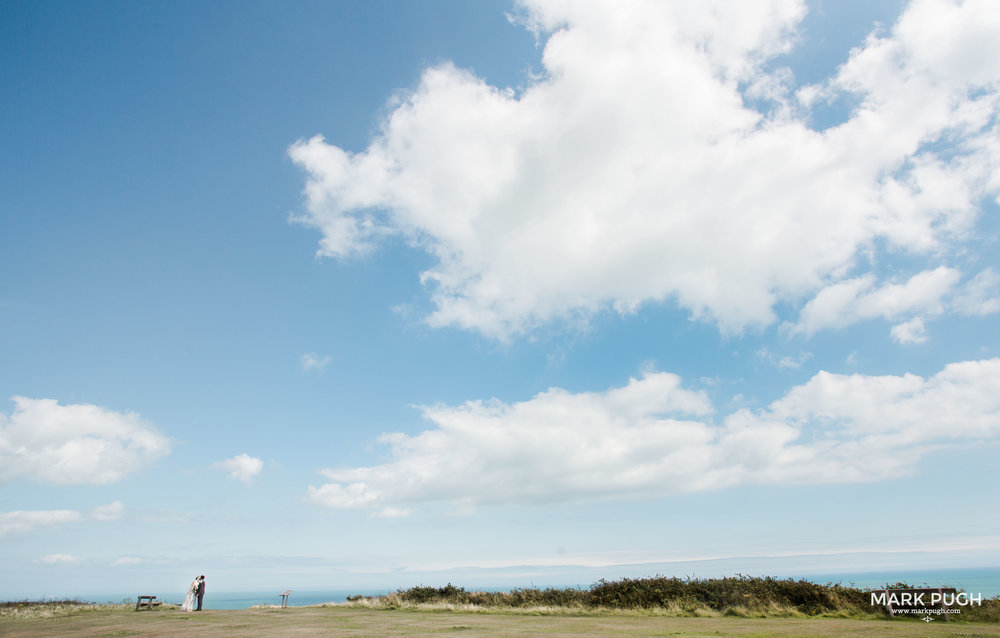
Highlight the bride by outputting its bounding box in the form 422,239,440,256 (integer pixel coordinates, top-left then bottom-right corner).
180,576,199,611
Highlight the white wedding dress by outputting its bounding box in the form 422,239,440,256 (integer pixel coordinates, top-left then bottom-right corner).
181,580,198,611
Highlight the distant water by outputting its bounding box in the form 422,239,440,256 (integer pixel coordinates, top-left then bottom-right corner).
85,590,391,610
203,590,392,610
801,566,1000,598
76,567,1000,610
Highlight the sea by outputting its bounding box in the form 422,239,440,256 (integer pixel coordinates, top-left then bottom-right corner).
82,567,1000,610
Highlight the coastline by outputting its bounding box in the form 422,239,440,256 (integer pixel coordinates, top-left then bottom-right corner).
32,566,1000,610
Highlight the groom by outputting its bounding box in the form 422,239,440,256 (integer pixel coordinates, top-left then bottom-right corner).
196,575,205,611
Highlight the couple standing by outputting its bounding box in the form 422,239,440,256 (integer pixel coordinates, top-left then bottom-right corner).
181,575,205,611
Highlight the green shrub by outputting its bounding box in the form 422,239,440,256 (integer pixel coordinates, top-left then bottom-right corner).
351,576,998,621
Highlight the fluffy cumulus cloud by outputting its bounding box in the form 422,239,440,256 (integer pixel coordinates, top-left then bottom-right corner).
0,397,170,485
212,453,263,485
290,0,1000,340
890,317,928,344
307,359,1000,513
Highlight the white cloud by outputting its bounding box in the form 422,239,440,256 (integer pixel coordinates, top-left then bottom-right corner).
300,352,331,372
212,453,263,485
307,359,1000,512
891,317,928,344
0,397,171,485
0,510,81,539
756,347,812,369
90,501,125,521
951,268,1000,316
788,267,960,337
789,265,1000,338
40,554,80,564
373,507,413,519
290,0,1000,340
0,501,128,538
0,501,125,538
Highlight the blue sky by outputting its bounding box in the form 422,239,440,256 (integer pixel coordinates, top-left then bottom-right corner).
2,0,999,599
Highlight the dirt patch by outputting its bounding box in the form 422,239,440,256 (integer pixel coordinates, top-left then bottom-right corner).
1,606,999,637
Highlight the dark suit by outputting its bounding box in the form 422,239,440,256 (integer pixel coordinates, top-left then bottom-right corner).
196,579,205,611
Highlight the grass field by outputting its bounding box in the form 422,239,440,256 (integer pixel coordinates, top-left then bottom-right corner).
3,604,1000,637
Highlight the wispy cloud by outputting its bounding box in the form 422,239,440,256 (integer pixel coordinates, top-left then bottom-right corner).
0,510,81,539
0,501,129,539
951,268,1000,316
39,553,80,564
90,501,125,521
398,534,1000,573
308,359,1000,513
112,556,141,566
756,347,813,370
300,352,331,373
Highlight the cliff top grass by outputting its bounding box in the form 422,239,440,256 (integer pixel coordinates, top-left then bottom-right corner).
342,575,1000,623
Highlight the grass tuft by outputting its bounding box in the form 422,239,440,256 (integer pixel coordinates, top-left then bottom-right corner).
0,599,136,620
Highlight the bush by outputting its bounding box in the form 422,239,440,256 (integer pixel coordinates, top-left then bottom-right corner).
587,574,878,616
397,583,468,604
350,576,997,621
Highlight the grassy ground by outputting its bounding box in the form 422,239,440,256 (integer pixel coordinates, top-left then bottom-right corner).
3,604,1000,637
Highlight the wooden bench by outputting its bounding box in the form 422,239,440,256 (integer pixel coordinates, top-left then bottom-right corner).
135,595,158,610
280,590,292,608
